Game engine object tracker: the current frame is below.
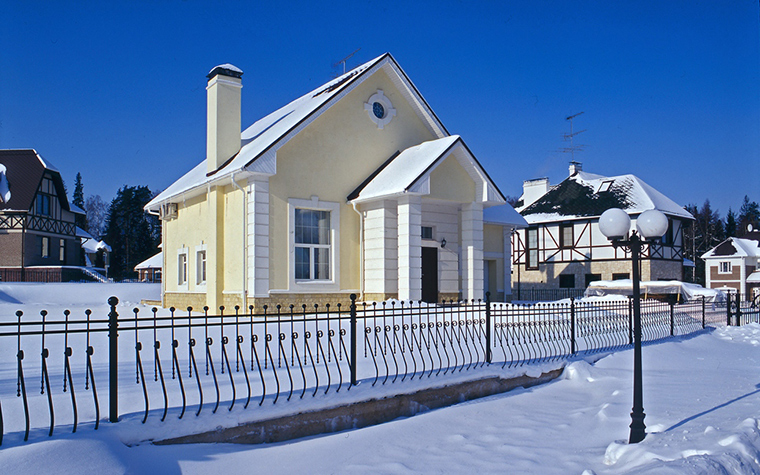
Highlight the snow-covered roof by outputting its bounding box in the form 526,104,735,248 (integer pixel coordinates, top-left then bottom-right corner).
347,136,503,205
585,279,725,302
148,53,450,211
701,235,760,259
747,271,760,283
0,149,74,213
519,170,693,224
483,204,527,227
135,252,162,270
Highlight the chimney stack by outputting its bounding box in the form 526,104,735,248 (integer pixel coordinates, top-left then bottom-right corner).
520,177,550,209
207,64,243,173
569,160,582,176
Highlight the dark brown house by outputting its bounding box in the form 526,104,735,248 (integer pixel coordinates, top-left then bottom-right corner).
0,149,85,282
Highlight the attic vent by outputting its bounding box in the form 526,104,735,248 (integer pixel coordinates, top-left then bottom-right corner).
161,203,178,221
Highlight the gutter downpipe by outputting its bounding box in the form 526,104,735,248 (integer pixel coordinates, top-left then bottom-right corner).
351,201,364,301
231,172,248,310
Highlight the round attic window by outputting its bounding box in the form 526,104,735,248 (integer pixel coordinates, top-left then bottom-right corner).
372,102,385,119
364,90,396,129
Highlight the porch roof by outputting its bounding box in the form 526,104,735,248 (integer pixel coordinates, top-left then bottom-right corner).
347,135,505,205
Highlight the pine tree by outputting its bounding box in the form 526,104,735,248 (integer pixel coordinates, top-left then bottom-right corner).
738,195,760,236
684,200,724,286
103,186,161,280
72,172,87,229
725,208,737,238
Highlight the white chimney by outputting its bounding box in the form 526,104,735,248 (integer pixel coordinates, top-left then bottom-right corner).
569,160,582,176
207,64,243,173
520,177,550,210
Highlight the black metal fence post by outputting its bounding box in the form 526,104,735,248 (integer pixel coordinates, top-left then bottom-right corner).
350,293,357,386
727,293,732,326
485,292,492,363
108,296,119,423
701,296,706,329
736,294,742,326
669,297,675,336
570,298,576,354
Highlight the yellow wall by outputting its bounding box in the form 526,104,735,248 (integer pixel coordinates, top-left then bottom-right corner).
428,155,475,203
269,68,438,291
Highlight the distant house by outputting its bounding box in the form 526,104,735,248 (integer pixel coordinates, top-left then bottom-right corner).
701,231,760,298
135,251,162,283
0,149,88,282
511,162,694,293
146,53,525,310
78,226,111,279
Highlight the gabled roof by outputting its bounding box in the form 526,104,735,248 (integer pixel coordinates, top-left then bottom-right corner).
347,136,505,205
0,149,76,213
519,170,693,224
702,234,760,259
135,252,162,270
148,53,450,210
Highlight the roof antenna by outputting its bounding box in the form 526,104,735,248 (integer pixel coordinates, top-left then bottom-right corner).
558,111,586,161
332,48,361,76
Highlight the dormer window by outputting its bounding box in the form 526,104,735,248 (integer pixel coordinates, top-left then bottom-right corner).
598,180,613,193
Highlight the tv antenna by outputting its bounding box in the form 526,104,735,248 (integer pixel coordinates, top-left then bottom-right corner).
558,111,586,160
333,48,361,76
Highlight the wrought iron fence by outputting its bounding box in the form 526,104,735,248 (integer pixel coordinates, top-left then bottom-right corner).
512,287,586,302
0,294,714,445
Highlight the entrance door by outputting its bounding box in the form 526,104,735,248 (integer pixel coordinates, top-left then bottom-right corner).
421,247,438,303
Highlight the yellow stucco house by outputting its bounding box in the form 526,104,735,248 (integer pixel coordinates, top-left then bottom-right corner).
146,53,526,310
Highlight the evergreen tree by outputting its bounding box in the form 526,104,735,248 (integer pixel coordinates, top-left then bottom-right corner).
684,200,724,286
103,186,161,280
725,208,737,238
738,195,760,236
72,172,87,229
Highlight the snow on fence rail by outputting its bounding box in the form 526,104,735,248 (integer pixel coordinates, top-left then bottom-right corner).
0,294,720,445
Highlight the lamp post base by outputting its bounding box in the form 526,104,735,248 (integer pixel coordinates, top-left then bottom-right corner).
629,409,646,444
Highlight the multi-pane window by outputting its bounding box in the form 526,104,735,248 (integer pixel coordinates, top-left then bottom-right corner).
59,239,66,261
560,224,573,249
41,236,49,258
526,228,538,269
719,262,732,274
612,273,630,280
196,250,207,285
421,226,434,240
178,252,188,285
36,194,51,216
294,209,330,280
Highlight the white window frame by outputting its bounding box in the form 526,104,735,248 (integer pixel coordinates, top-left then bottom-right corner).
288,197,340,292
195,244,207,288
177,247,189,290
718,261,732,274
41,236,50,258
59,239,66,261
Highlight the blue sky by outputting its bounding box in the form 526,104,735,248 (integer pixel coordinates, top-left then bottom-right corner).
1,1,758,217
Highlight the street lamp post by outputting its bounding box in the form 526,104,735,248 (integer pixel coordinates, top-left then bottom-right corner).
599,208,669,444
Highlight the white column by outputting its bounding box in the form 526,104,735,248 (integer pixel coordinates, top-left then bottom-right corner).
363,201,398,296
503,226,512,298
247,176,270,298
397,195,422,301
461,203,484,301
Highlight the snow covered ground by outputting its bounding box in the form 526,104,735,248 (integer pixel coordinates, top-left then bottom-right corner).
2,284,760,473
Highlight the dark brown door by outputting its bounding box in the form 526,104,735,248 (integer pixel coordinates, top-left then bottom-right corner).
421,247,438,303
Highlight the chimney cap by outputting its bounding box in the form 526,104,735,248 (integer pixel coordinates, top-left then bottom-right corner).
207,63,243,80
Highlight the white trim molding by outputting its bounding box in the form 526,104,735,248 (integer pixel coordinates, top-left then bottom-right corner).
288,196,341,293
364,89,397,129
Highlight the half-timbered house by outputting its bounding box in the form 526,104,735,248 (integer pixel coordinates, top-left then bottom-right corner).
0,149,86,282
511,162,694,293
